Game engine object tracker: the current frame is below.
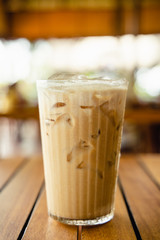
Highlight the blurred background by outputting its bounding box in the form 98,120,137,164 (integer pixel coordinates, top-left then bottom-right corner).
0,0,160,158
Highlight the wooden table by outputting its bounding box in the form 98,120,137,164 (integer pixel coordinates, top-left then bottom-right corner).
0,154,159,240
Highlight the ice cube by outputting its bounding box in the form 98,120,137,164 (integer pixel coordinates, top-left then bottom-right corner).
45,118,55,126
52,102,66,108
56,113,75,127
100,101,110,115
48,72,81,80
77,161,86,169
91,129,101,139
67,151,72,162
80,105,94,109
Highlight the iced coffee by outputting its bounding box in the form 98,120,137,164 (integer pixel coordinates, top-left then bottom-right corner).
37,73,128,225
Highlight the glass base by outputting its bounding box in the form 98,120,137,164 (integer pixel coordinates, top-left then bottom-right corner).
49,210,114,226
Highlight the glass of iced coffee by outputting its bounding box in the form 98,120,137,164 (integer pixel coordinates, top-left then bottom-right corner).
37,72,128,226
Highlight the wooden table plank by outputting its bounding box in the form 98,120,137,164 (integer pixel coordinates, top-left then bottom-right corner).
22,190,77,240
138,154,160,187
119,155,160,240
0,157,44,240
23,186,136,240
0,157,24,191
1,154,159,239
82,186,136,240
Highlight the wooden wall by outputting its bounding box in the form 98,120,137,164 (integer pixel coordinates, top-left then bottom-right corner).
0,0,160,39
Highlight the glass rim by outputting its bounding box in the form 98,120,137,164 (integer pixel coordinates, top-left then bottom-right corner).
36,72,128,88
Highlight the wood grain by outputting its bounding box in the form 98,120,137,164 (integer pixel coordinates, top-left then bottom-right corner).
82,186,136,240
138,154,160,187
119,155,160,240
0,157,24,190
1,154,159,239
22,190,77,240
0,157,44,240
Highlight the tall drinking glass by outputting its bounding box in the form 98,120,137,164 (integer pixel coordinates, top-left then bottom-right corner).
37,73,128,226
